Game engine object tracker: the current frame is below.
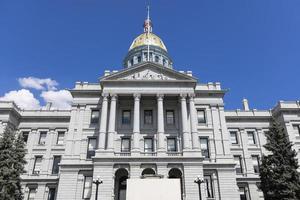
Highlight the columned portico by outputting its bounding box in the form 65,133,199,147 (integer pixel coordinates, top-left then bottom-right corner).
132,93,141,154
157,94,165,154
189,94,200,150
99,93,108,150
180,94,191,151
107,94,117,151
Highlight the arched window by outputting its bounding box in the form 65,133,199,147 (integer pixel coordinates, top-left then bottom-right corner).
114,168,129,200
141,168,156,176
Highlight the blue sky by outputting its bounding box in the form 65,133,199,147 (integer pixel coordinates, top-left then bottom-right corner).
0,0,299,110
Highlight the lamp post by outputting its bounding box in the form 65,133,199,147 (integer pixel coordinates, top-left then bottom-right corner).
194,176,204,200
93,176,103,200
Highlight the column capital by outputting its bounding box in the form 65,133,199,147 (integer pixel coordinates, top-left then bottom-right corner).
110,93,118,100
102,93,109,99
157,93,164,100
180,93,187,100
188,93,195,98
133,93,141,100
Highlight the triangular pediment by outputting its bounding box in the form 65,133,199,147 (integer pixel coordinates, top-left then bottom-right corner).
100,62,197,82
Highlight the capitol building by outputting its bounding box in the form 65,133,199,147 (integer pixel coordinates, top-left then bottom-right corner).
1,10,300,200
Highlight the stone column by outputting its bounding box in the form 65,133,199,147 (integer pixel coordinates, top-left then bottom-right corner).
132,93,141,153
98,93,109,150
157,94,165,152
189,94,200,149
107,94,117,151
181,94,191,150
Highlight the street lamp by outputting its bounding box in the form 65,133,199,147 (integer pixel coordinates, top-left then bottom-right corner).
194,176,204,200
93,176,103,200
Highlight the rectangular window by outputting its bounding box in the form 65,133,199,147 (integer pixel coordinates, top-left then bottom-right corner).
200,137,210,159
28,188,36,200
144,110,153,125
33,156,42,175
121,138,131,152
91,110,99,124
56,132,65,145
48,187,56,200
144,138,153,152
197,110,206,124
239,187,248,200
293,125,300,136
166,110,175,125
167,138,177,152
122,110,131,124
52,156,61,174
230,131,238,144
22,131,29,144
87,138,97,159
247,131,256,145
252,155,260,174
137,56,142,63
83,176,92,199
234,155,243,174
38,131,47,145
204,175,214,198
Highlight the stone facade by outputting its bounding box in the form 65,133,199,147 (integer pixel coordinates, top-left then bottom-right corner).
1,13,300,200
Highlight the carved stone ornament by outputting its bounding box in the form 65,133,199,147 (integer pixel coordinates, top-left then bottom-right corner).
120,69,175,80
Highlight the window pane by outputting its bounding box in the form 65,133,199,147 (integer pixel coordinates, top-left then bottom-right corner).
52,156,61,174
122,110,131,124
234,156,243,174
91,110,99,124
167,138,176,152
293,125,300,136
204,175,214,198
87,138,97,159
144,138,153,152
166,110,174,125
239,187,247,200
121,138,130,152
252,155,260,173
57,132,64,145
28,188,36,200
83,176,92,199
247,132,256,145
200,138,209,158
230,131,238,144
39,132,47,145
22,131,29,144
144,110,153,124
33,156,42,174
48,188,56,200
197,110,206,124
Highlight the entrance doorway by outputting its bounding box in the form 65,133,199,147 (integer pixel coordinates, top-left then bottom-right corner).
168,168,183,199
114,168,129,200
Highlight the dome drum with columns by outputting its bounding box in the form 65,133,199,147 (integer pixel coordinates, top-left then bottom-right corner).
123,13,173,68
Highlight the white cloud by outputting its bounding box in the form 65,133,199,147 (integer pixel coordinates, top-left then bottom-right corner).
41,90,73,110
0,89,40,110
18,77,58,90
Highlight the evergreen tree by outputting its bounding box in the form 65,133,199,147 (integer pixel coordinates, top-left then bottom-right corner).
13,133,27,200
0,127,17,200
260,118,300,200
0,127,26,200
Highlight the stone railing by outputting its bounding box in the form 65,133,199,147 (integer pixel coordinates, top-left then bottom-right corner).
167,152,183,156
140,152,157,156
114,152,131,156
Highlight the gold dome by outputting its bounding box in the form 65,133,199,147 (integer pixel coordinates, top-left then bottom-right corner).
129,32,167,52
